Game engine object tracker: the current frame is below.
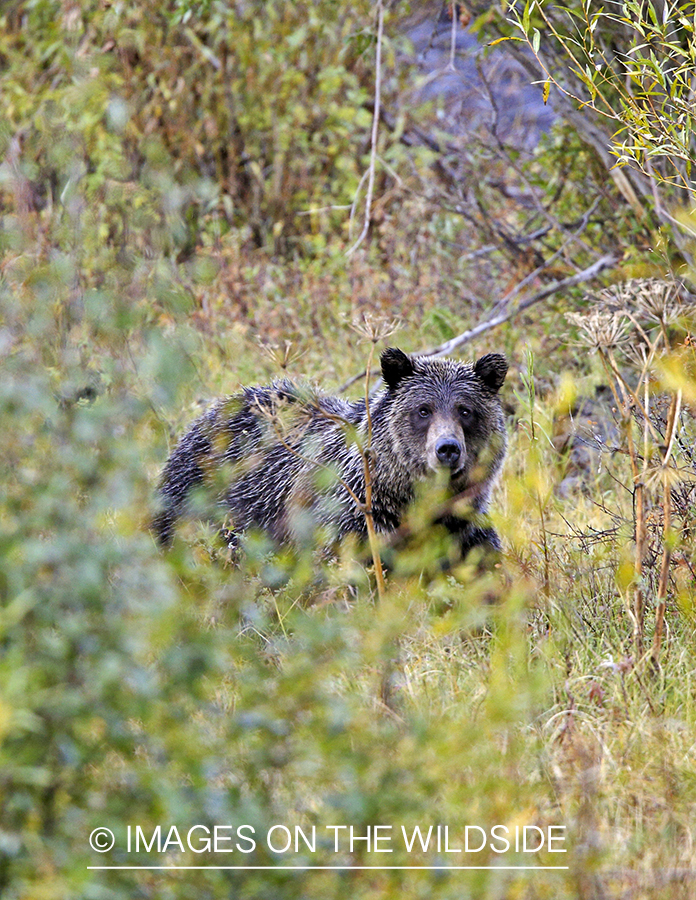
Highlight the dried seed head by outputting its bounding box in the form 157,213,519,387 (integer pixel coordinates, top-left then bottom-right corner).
571,278,695,355
601,278,691,326
258,339,306,371
567,309,631,351
351,311,400,344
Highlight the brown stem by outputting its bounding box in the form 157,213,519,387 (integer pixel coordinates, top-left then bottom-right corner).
600,348,645,655
362,342,386,602
631,451,646,659
651,390,681,668
266,421,363,510
651,471,672,668
262,352,387,601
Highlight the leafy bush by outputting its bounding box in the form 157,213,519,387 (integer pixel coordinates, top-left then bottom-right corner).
3,2,696,899
0,0,385,256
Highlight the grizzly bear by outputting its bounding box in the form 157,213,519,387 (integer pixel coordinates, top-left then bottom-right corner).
152,348,508,561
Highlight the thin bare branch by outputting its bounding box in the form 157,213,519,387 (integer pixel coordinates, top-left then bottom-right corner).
362,341,386,601
447,2,458,72
653,389,683,668
347,0,384,257
425,253,618,359
500,196,603,310
337,253,618,393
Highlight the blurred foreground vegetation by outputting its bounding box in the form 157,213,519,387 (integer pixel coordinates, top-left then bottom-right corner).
2,2,696,899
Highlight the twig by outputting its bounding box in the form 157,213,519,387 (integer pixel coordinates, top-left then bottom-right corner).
256,368,386,600
425,253,618,359
362,342,386,601
499,196,603,311
264,416,363,511
183,26,222,70
651,389,682,668
336,253,618,394
347,0,384,257
598,346,646,657
337,367,376,395
447,1,458,72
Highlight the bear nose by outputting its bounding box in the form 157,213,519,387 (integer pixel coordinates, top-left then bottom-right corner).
436,438,461,467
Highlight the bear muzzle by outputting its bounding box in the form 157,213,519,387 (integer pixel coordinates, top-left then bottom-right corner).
425,415,467,475
435,437,462,468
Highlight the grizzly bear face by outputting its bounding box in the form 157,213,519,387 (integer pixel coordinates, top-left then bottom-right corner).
379,348,508,490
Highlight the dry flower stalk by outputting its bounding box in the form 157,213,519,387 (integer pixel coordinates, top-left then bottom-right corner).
571,278,693,663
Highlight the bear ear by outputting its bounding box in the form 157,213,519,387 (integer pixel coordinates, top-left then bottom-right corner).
380,348,414,391
474,353,508,392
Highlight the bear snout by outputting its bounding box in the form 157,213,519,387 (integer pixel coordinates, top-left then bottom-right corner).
435,437,463,468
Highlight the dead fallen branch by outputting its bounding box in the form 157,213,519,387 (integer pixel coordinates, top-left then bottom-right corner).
425,253,618,359
338,253,618,392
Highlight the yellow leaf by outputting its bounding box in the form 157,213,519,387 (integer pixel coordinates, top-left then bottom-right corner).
0,699,12,743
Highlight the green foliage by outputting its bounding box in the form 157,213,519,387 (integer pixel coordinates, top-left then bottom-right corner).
2,1,696,899
0,268,556,898
0,0,385,256
508,0,696,203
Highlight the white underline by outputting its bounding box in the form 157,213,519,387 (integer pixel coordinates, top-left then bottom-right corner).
88,865,569,871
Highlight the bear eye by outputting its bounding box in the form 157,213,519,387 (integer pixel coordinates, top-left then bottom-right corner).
458,405,472,420
417,405,431,419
